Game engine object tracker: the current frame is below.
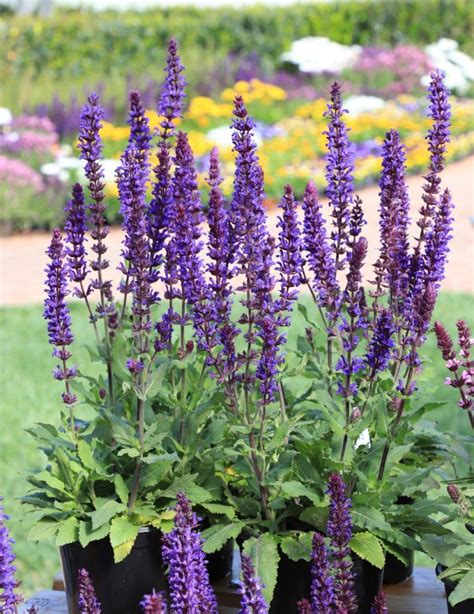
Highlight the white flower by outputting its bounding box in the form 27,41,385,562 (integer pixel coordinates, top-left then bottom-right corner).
0,107,13,126
41,163,70,182
423,38,474,94
344,95,386,116
281,37,361,74
206,124,263,147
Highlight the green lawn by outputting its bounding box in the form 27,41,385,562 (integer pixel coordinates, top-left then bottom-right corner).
0,293,473,594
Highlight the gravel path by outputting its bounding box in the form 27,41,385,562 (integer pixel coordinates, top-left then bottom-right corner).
1,156,473,306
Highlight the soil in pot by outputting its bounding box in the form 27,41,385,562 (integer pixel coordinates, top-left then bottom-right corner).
383,549,414,584
436,563,474,614
60,528,166,614
268,553,383,614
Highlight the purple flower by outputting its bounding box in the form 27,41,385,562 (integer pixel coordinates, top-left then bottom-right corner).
140,591,168,613
373,129,410,307
370,591,388,614
77,569,101,614
276,185,303,311
0,499,22,613
324,82,354,270
423,188,454,288
162,493,217,614
158,38,187,138
43,228,77,406
326,473,357,613
171,131,205,305
77,93,113,305
297,599,312,614
310,532,335,613
127,90,152,163
65,183,90,298
302,181,338,308
366,309,396,374
238,554,268,614
116,148,155,360
416,70,451,245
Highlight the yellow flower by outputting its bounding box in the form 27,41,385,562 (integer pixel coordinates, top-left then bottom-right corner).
100,121,130,142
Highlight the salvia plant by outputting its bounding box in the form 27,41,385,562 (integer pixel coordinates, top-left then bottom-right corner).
22,37,470,608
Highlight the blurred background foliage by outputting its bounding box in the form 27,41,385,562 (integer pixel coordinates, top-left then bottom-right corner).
1,1,473,112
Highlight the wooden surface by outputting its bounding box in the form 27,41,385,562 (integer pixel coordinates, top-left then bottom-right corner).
24,567,447,613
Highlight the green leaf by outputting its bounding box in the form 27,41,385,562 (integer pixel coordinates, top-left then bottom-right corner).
56,517,79,547
114,474,129,505
201,522,244,554
78,520,110,548
450,568,474,606
109,516,140,547
280,533,312,562
242,534,280,605
199,503,236,519
162,477,213,504
89,499,125,530
28,520,58,542
280,481,322,505
34,471,67,493
350,531,385,569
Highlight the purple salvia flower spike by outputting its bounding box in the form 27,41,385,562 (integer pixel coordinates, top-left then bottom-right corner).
296,599,312,614
162,493,218,614
324,81,355,270
276,184,303,311
366,309,396,375
310,532,335,613
239,553,268,614
77,569,101,614
416,69,451,243
43,228,77,409
327,473,357,613
116,149,154,356
302,180,338,308
140,590,168,613
77,93,113,305
127,90,152,164
65,183,89,295
372,129,410,315
158,38,187,138
0,498,23,612
423,188,454,288
370,592,388,614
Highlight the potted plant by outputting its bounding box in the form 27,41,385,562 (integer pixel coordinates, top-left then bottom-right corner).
421,484,474,614
23,40,235,613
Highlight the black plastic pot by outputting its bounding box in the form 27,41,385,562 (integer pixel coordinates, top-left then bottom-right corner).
436,563,474,614
383,549,414,584
207,538,234,581
269,553,383,614
60,528,166,614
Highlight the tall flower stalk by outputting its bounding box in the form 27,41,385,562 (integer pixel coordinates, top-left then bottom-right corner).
0,499,22,613
239,554,268,614
43,228,77,432
162,493,217,614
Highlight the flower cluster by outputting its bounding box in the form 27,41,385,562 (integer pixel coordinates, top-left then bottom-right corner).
77,569,102,614
435,320,473,427
0,499,22,613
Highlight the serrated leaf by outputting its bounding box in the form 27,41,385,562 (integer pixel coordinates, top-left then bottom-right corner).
350,531,385,569
280,481,322,505
34,471,66,493
78,520,110,547
450,568,474,606
114,474,129,505
56,517,79,546
110,516,139,551
162,477,213,504
113,538,136,563
199,503,236,519
280,533,312,562
242,534,280,605
28,520,58,542
201,522,244,554
89,499,125,530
